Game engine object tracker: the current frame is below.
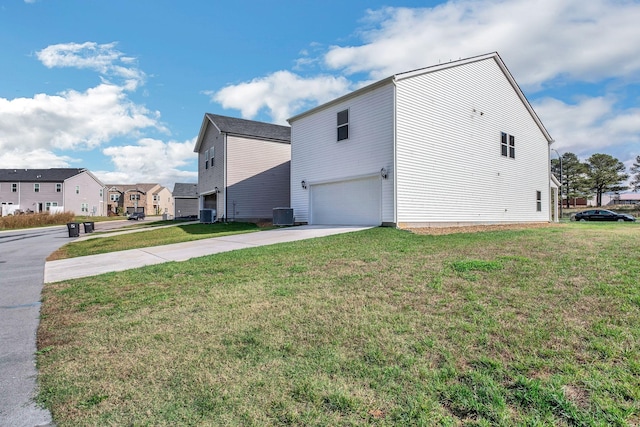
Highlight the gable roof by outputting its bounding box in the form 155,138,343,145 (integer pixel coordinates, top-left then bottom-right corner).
105,183,160,194
0,168,88,183
172,182,198,198
193,113,291,153
287,52,553,144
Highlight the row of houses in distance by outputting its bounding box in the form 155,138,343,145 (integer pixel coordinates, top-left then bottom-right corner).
0,168,199,218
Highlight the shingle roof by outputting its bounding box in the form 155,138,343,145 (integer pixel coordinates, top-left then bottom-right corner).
0,168,86,182
172,183,198,198
205,113,291,142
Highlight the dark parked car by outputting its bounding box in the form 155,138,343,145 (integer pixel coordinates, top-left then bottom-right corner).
128,212,145,220
573,209,636,222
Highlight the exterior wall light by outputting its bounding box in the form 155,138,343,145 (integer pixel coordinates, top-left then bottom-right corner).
214,186,219,194
380,168,388,179
301,180,307,189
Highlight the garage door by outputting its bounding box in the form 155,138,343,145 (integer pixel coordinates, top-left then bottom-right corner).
310,176,381,225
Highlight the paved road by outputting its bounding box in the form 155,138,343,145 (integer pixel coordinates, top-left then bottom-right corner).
0,226,72,426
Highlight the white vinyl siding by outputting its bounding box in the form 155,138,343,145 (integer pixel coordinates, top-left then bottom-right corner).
290,83,395,224
395,57,550,225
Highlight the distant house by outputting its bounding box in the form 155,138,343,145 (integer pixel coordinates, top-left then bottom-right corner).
288,52,555,227
105,183,172,216
0,168,104,216
603,193,640,206
172,183,198,218
193,113,291,222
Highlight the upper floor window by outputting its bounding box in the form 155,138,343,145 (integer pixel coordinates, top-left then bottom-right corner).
130,194,140,201
56,183,62,193
99,189,103,198
205,149,210,169
34,183,40,193
75,186,80,194
11,183,17,192
110,194,120,202
501,132,515,158
536,191,542,212
337,109,349,141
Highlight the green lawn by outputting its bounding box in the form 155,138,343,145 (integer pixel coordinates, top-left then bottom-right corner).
37,223,640,426
48,222,261,260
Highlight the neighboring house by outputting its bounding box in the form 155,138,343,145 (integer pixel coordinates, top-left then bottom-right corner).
193,113,291,222
603,193,640,206
0,168,104,216
288,52,555,227
106,183,172,216
172,183,198,218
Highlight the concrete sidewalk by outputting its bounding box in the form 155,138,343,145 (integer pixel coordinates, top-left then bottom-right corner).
44,225,371,283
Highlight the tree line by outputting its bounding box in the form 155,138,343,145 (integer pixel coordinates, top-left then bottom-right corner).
551,153,640,208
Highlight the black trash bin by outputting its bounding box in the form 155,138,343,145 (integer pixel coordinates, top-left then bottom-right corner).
83,221,95,233
67,222,80,237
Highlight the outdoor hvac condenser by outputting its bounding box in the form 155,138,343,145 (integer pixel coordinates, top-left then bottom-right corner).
273,207,294,226
199,209,216,223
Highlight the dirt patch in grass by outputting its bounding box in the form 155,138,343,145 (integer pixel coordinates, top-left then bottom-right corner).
407,222,561,235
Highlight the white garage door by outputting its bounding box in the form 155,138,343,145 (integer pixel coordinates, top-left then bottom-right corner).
310,176,381,225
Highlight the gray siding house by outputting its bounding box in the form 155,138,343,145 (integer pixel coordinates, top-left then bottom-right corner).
0,168,105,216
172,183,198,218
193,113,291,222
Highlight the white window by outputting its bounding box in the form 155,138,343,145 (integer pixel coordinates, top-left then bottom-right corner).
337,109,349,141
11,183,17,192
110,194,120,202
205,149,209,169
501,132,515,159
56,183,62,193
34,183,40,193
536,191,542,212
81,203,88,213
130,194,140,201
75,186,80,194
45,202,58,211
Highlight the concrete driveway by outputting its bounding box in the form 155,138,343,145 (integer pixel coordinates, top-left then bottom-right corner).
45,225,372,283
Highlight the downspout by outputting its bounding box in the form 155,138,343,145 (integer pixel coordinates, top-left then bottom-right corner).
392,77,398,227
223,133,227,221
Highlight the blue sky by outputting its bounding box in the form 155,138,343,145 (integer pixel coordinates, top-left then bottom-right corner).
1,0,639,189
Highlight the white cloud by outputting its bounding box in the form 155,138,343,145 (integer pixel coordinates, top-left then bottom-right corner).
0,83,164,154
98,138,197,187
534,96,640,161
36,42,145,86
209,70,351,124
0,148,78,169
323,0,640,88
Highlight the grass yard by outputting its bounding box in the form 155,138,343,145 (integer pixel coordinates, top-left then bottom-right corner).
47,222,261,260
37,223,640,426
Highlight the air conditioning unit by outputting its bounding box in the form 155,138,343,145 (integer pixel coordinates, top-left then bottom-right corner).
200,209,216,223
273,207,294,226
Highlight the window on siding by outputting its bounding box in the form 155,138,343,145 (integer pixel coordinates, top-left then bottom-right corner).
11,183,17,192
210,146,214,166
75,186,80,194
536,191,542,212
501,132,515,158
337,109,349,141
56,183,62,193
34,183,40,193
205,149,209,169
81,203,88,213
